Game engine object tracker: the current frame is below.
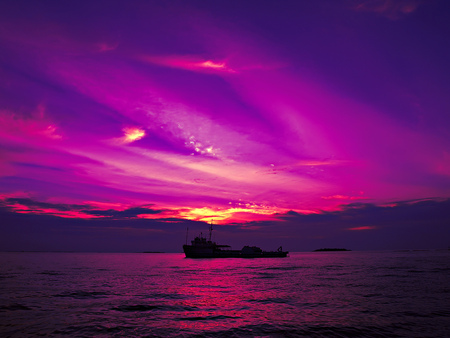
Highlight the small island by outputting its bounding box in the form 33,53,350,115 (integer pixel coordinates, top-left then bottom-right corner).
313,248,351,252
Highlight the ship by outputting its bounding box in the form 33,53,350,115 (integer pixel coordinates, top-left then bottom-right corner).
183,223,288,258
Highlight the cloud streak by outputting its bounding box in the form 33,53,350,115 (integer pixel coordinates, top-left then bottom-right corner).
139,55,237,74
0,197,172,220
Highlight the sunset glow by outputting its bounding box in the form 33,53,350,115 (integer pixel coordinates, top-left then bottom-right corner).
123,127,146,143
1,0,449,252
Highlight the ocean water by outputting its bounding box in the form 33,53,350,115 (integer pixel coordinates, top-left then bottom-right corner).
0,251,449,337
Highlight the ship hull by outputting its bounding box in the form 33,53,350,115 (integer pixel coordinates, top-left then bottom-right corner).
183,245,288,258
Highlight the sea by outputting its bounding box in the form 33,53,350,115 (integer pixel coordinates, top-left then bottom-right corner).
0,251,449,337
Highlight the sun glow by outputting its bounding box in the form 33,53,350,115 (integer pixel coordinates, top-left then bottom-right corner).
123,127,145,143
180,205,283,223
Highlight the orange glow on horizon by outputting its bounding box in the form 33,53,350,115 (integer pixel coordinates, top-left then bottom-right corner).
179,206,286,223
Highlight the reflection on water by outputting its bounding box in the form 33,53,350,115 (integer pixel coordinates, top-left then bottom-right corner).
0,251,449,337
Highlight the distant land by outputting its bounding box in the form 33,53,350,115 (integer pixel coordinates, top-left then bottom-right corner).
313,248,351,252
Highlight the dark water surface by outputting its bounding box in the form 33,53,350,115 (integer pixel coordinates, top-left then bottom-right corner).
1,251,449,337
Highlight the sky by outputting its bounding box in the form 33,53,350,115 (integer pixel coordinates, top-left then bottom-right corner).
1,0,450,252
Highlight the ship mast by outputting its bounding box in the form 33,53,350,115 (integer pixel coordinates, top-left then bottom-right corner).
209,219,213,242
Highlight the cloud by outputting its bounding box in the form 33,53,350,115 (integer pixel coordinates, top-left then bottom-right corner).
351,0,422,19
95,41,119,53
347,226,377,230
139,55,237,74
0,197,172,220
321,195,368,201
0,108,62,143
276,197,450,234
4,197,87,212
84,206,166,218
121,127,146,144
229,198,450,251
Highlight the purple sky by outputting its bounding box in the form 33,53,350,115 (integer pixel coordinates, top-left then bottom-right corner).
1,0,449,252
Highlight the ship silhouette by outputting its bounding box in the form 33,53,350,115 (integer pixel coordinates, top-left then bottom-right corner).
183,223,288,258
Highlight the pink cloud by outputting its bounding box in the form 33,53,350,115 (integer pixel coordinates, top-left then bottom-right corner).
0,196,180,220
347,226,377,231
118,127,146,144
139,55,237,74
0,108,62,142
3,200,97,219
322,193,369,201
351,0,421,19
